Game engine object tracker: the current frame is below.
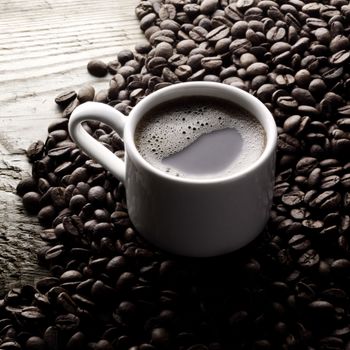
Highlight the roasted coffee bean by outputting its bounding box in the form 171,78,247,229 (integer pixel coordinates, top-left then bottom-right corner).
95,340,114,350
309,191,342,211
278,134,300,153
321,175,340,189
62,98,79,118
207,25,230,42
93,89,108,103
91,280,116,301
117,49,134,65
340,174,350,188
49,130,67,143
66,331,86,350
20,306,45,322
22,192,41,214
147,57,168,75
275,74,295,87
140,13,157,31
168,54,186,68
277,95,298,109
161,68,178,83
37,205,56,226
27,140,45,162
87,186,106,206
308,300,335,321
176,39,197,55
229,38,251,55
40,229,57,243
55,90,77,107
159,4,176,20
246,63,269,76
332,138,350,155
107,59,121,75
62,215,83,237
238,53,256,68
16,177,38,197
298,249,320,269
36,277,59,294
149,31,176,46
106,256,127,277
290,207,311,220
77,85,95,103
266,26,286,42
329,35,350,53
201,56,222,70
288,234,311,252
302,216,324,231
25,336,46,350
47,144,73,158
337,117,350,130
135,1,153,19
55,313,80,332
292,88,315,105
151,328,170,346
117,65,135,78
307,167,322,187
331,259,350,275
44,244,65,262
282,191,304,206
330,50,350,65
283,115,302,134
69,194,87,213
296,157,318,175
0,341,22,349
135,41,152,55
43,326,60,350
110,74,126,94
154,42,173,59
174,65,192,80
87,59,108,77
50,187,65,208
200,0,218,14
189,26,208,42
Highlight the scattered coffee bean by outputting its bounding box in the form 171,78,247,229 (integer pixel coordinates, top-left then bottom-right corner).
26,140,45,162
22,192,41,214
54,90,77,107
77,85,95,103
62,98,80,118
16,177,37,197
87,59,108,77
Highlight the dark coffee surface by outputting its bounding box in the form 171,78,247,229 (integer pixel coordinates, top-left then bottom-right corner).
135,96,264,178
9,0,350,349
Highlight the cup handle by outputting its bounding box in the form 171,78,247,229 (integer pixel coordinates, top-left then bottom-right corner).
68,102,126,182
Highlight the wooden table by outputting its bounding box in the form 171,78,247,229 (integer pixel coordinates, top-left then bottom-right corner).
0,0,143,293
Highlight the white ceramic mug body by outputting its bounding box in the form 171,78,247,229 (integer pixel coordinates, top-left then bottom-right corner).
69,82,277,257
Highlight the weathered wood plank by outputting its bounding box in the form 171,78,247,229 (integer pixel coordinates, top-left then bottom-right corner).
0,0,143,294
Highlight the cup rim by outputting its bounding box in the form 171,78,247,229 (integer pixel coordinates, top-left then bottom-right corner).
124,82,277,185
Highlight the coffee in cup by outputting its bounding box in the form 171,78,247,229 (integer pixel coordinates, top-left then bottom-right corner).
134,96,266,179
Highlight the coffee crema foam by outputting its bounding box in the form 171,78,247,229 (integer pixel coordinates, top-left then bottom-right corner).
135,96,266,178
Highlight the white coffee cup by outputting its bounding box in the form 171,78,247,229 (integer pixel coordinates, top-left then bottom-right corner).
68,82,277,257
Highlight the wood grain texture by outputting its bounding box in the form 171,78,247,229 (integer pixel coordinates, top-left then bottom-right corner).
0,0,143,294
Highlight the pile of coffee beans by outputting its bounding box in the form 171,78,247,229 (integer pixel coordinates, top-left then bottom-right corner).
7,0,350,349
